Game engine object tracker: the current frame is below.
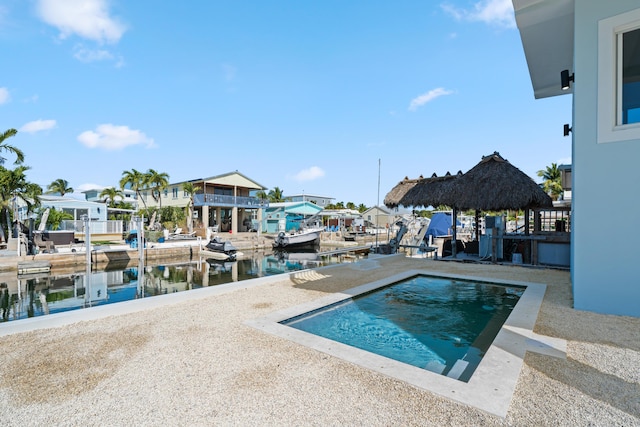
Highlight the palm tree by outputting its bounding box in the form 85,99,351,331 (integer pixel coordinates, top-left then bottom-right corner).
46,179,74,197
254,190,268,200
145,169,170,209
267,186,285,202
120,168,148,209
0,128,24,165
99,187,124,207
346,202,356,210
183,182,202,233
357,203,367,213
0,165,42,242
537,163,563,201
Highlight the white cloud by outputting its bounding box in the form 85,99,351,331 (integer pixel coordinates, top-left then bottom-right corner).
0,87,10,104
76,183,105,192
78,124,155,150
408,88,454,111
292,166,325,182
36,0,127,44
20,119,57,133
442,0,515,28
73,44,114,62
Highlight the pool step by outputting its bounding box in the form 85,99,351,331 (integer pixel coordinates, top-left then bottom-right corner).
446,359,469,380
424,360,446,374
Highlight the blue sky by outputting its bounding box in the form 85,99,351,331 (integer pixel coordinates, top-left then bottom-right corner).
1,0,571,207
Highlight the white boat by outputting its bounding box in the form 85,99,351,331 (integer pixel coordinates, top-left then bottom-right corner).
272,228,322,249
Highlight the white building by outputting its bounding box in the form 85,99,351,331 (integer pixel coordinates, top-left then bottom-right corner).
285,194,334,208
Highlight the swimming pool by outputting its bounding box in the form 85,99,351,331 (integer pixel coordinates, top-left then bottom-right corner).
280,275,524,382
248,269,548,417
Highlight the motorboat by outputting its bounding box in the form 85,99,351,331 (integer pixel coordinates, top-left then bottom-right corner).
272,228,322,249
200,236,238,261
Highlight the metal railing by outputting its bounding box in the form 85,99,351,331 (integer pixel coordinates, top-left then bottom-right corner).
60,220,124,234
194,194,269,209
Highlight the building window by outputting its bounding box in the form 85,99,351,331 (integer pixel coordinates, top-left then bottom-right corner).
172,188,178,198
620,28,640,125
598,9,640,143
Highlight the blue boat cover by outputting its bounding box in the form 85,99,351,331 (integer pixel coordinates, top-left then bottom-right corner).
425,213,460,238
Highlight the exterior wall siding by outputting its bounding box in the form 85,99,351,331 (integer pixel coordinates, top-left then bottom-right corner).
573,0,640,316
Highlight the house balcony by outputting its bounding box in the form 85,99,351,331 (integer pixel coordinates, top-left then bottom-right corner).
194,194,269,209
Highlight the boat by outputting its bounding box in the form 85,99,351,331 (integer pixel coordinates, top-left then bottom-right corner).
272,228,322,249
206,259,236,273
199,236,238,261
272,249,321,263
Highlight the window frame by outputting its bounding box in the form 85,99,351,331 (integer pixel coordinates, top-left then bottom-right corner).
598,8,640,143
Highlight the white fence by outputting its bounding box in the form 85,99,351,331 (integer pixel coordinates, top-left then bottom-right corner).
59,220,124,235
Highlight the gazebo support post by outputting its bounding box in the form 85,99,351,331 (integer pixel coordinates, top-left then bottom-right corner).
524,208,530,264
475,210,480,242
452,207,457,258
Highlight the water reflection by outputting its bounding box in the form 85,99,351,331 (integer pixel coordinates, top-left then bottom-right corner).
0,249,366,322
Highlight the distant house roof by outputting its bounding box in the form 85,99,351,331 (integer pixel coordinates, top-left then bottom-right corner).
184,171,267,190
286,194,334,199
266,202,323,216
362,205,392,216
39,195,105,207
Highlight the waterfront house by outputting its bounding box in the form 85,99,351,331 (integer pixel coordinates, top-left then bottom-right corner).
262,201,323,233
140,171,268,234
82,187,139,208
513,0,640,316
284,193,335,208
362,205,395,229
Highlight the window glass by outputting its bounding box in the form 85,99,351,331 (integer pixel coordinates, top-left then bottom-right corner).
622,28,640,124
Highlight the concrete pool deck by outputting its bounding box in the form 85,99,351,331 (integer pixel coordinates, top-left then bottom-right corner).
0,256,638,425
248,269,559,418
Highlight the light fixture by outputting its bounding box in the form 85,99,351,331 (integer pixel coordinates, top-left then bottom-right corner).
563,124,572,136
561,70,574,90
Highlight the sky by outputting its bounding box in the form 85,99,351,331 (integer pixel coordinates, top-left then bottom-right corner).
0,0,572,207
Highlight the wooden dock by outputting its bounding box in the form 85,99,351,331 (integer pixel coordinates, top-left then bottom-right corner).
17,261,51,275
318,246,371,256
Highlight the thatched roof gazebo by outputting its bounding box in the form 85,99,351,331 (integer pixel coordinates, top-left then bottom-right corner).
383,176,421,209
383,152,553,258
384,172,462,209
448,152,552,211
401,172,462,209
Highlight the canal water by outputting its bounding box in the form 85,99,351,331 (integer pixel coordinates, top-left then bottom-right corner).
0,249,366,322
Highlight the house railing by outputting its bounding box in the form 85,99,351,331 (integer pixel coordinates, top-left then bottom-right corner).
60,220,124,235
194,194,269,209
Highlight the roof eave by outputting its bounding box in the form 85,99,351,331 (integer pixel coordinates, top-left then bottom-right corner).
512,0,575,99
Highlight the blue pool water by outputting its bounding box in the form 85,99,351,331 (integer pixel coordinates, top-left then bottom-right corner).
281,275,524,382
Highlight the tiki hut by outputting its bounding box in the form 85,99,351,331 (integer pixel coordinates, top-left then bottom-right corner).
448,152,552,211
383,176,421,209
384,172,461,209
382,152,553,258
401,172,462,209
